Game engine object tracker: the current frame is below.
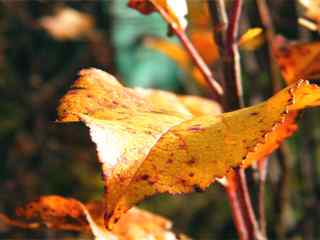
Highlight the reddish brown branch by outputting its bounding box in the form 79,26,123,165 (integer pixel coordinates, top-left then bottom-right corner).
152,1,224,96
223,0,244,110
209,0,263,239
256,0,281,92
225,173,249,240
256,1,285,237
258,159,268,237
237,169,262,240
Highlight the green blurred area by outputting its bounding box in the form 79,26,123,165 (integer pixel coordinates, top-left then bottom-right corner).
0,0,320,239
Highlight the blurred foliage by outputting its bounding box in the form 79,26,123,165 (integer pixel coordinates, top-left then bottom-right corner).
0,0,320,239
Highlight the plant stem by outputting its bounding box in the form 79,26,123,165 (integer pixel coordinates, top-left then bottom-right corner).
223,0,244,110
151,0,223,96
208,1,249,238
256,1,287,237
274,144,292,240
209,0,263,239
225,172,249,240
257,159,268,237
256,0,281,92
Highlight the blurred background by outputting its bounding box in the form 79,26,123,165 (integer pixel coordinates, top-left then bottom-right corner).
1,0,320,239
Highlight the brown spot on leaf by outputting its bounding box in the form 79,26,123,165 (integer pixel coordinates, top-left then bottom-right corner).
140,174,150,181
166,159,173,164
187,124,204,132
186,157,196,165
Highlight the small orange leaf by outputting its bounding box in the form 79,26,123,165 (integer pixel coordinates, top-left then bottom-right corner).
128,0,156,14
273,38,320,84
1,195,183,240
238,27,264,51
128,0,188,30
187,0,211,29
144,32,219,88
189,30,219,64
57,69,320,229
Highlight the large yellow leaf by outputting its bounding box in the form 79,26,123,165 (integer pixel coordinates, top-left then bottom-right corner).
0,195,183,240
273,38,320,84
57,68,320,229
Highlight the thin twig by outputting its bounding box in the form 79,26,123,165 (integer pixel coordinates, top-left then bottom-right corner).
256,0,281,92
209,1,263,239
255,0,280,236
257,159,268,237
208,0,228,51
237,169,262,240
274,143,292,240
208,1,249,238
224,0,244,110
225,172,249,240
151,1,224,96
225,1,262,239
256,1,291,238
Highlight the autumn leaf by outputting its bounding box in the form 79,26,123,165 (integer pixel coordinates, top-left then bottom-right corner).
40,7,94,41
144,36,209,87
57,68,320,229
0,195,185,240
128,0,188,30
273,37,320,84
186,0,211,29
299,0,320,23
238,27,264,51
134,88,221,117
144,32,219,88
144,29,263,87
144,29,230,66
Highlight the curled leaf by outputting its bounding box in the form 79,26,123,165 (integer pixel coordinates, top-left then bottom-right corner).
128,0,188,30
0,195,183,240
273,37,320,83
238,27,264,51
58,68,320,229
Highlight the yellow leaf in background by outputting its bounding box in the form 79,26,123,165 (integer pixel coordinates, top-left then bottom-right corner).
128,0,188,30
144,37,190,71
238,28,264,51
135,88,222,116
273,38,320,84
298,17,318,31
189,30,219,64
0,195,183,240
178,95,222,116
57,68,320,229
186,0,211,29
299,0,320,22
144,31,219,88
40,7,94,41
